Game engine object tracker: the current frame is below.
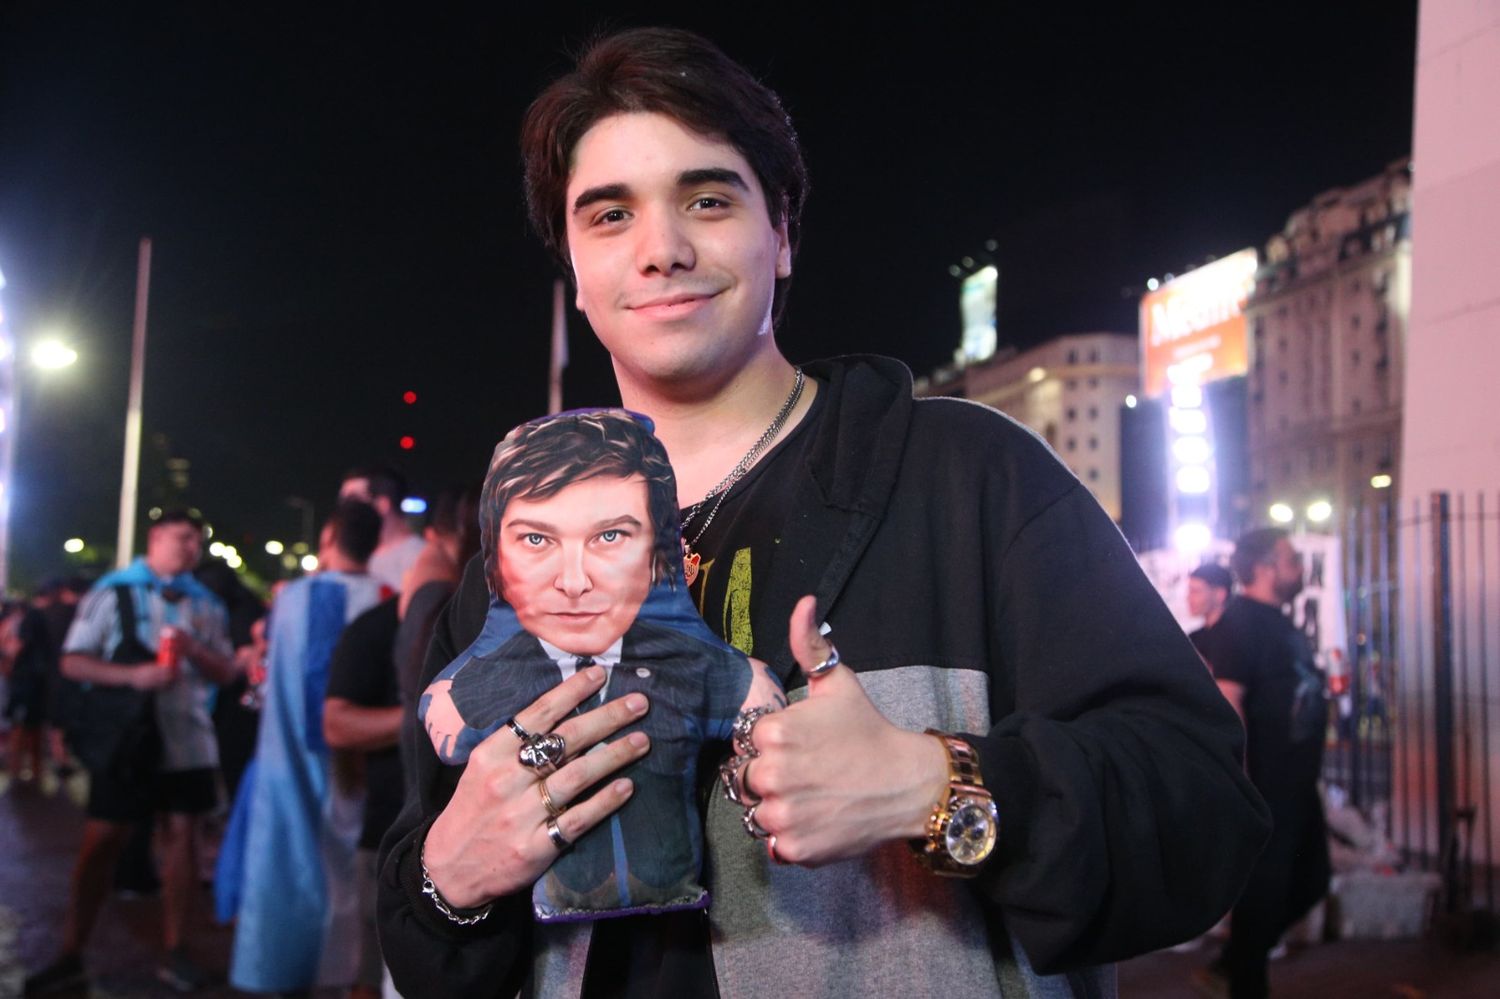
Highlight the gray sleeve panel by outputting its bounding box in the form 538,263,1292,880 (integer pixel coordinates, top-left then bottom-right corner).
706,666,1115,999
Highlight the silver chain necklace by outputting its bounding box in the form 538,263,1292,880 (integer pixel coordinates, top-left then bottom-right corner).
681,367,805,584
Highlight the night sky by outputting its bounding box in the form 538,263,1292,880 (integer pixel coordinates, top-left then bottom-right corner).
0,2,1417,588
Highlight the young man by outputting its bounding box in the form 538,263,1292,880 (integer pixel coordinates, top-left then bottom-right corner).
222,500,386,995
26,511,236,996
1187,562,1235,659
1197,529,1331,999
379,28,1269,998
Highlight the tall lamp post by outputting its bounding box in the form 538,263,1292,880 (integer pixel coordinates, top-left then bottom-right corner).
115,237,152,569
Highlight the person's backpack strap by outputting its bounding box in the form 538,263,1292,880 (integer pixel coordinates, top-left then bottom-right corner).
110,583,156,664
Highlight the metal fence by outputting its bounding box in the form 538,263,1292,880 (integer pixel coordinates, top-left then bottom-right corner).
1335,492,1498,916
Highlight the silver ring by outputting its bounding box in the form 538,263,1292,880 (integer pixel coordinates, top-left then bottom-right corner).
742,803,772,840
718,754,760,807
732,706,773,758
505,716,531,740
767,834,788,865
808,643,841,677
518,732,567,775
546,816,571,852
538,780,567,819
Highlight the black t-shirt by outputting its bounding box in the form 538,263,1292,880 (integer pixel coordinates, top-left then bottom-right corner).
1199,595,1326,796
578,380,824,999
1189,625,1213,661
683,381,823,659
326,596,403,849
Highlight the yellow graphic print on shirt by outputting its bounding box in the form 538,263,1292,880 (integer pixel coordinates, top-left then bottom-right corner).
693,546,755,656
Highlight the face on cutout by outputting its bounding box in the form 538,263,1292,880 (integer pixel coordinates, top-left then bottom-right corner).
563,112,791,394
496,474,655,656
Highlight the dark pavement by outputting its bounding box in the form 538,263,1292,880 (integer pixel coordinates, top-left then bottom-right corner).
0,772,240,999
3,768,1498,998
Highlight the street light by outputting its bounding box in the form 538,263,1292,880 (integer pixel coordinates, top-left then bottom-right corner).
64,538,85,554
1269,502,1295,525
31,339,78,370
0,302,86,589
1307,500,1333,525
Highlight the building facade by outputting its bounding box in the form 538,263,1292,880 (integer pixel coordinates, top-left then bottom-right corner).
917,332,1138,520
1245,159,1412,528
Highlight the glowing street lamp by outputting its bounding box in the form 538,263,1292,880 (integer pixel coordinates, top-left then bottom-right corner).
31,339,79,370
1306,500,1333,525
265,539,285,555
64,538,85,554
1269,502,1295,525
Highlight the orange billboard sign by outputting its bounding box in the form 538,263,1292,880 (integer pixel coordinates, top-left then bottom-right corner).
1139,248,1257,397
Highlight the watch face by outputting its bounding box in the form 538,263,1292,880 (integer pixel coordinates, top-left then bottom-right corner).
945,798,998,866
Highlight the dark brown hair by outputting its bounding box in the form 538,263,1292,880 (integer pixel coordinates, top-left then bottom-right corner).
480,410,679,595
521,27,809,327
1231,527,1289,587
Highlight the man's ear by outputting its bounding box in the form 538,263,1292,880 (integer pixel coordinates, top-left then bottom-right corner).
773,216,792,279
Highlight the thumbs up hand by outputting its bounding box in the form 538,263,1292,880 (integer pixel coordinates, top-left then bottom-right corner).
734,595,948,866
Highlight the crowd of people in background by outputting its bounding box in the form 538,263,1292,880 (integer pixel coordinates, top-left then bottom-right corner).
1,467,478,998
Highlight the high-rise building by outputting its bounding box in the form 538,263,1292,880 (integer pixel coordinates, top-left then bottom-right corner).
916,332,1138,520
1245,160,1412,527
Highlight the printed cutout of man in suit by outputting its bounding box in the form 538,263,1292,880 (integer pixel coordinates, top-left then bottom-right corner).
421,409,779,921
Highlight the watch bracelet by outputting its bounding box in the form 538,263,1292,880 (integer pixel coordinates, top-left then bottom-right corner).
910,730,994,877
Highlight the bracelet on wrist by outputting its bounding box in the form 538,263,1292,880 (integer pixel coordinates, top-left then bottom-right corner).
419,844,494,926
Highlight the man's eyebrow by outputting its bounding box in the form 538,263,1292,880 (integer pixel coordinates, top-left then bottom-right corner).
678,167,750,192
505,517,558,534
503,515,642,533
572,183,631,215
592,515,642,532
571,170,751,216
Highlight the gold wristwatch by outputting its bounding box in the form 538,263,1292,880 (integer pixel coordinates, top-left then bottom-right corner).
910,730,999,877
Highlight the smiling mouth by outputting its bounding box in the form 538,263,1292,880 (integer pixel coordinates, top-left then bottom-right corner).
627,291,719,315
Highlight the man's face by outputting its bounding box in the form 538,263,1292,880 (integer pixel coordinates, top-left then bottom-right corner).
564,112,792,394
145,522,203,577
1186,578,1227,619
1269,539,1305,604
496,473,655,656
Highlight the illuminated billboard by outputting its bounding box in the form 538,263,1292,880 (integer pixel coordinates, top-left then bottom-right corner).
1139,249,1257,397
957,265,998,365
